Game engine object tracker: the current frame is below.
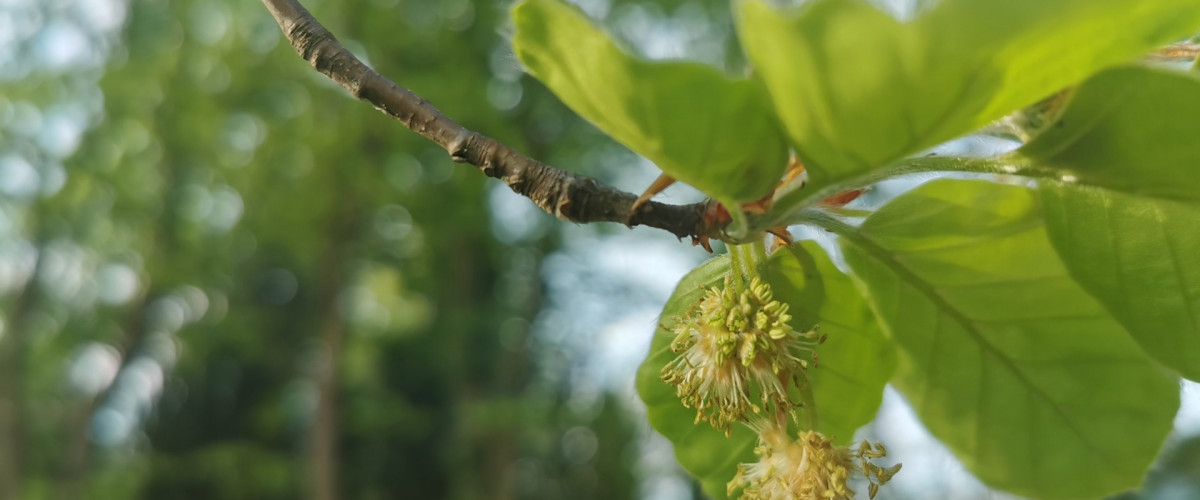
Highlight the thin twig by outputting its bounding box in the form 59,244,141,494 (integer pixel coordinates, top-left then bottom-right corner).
259,0,714,241
1152,42,1200,61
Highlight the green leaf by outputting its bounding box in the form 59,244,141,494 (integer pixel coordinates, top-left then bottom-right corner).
738,0,1200,194
1015,66,1200,381
1041,185,1200,381
511,0,789,203
636,256,757,500
763,241,895,442
1020,67,1200,200
637,242,893,499
834,179,1180,499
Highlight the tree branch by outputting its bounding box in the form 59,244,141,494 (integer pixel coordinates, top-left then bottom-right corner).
260,0,715,242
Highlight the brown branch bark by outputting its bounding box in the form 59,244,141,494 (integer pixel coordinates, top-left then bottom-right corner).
259,0,714,242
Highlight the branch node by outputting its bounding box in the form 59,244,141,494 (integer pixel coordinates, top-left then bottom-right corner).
448,129,472,163
556,196,571,219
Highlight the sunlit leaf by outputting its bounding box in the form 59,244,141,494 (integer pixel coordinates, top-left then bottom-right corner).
512,0,789,203
1041,186,1200,381
1018,66,1200,380
835,179,1179,499
1019,67,1200,200
738,0,1200,194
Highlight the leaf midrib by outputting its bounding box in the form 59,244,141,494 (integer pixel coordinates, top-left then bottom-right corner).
827,216,1124,474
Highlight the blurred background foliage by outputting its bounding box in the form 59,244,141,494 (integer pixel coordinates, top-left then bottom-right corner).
0,0,730,498
1,0,1199,499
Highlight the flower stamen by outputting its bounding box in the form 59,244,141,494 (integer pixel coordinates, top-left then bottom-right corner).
661,275,823,434
729,422,901,500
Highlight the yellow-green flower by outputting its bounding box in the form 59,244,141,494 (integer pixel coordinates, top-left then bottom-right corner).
660,275,822,435
728,422,901,500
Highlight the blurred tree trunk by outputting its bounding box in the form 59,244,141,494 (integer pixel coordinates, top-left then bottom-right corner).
57,290,151,500
0,309,25,500
0,245,42,500
310,210,354,500
311,311,345,500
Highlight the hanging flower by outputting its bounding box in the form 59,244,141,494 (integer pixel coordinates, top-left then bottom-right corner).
660,275,823,435
728,422,901,500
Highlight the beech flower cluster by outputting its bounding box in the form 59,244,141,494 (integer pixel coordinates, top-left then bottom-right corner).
661,275,823,435
661,270,900,499
730,423,901,500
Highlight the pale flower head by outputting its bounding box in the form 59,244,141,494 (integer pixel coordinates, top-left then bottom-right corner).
660,275,823,435
729,422,901,500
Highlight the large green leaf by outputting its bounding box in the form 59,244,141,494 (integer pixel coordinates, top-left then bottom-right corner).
1041,186,1200,381
763,241,895,442
834,179,1179,499
1020,67,1200,199
511,0,789,203
1017,67,1200,381
738,0,1200,194
637,243,893,499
